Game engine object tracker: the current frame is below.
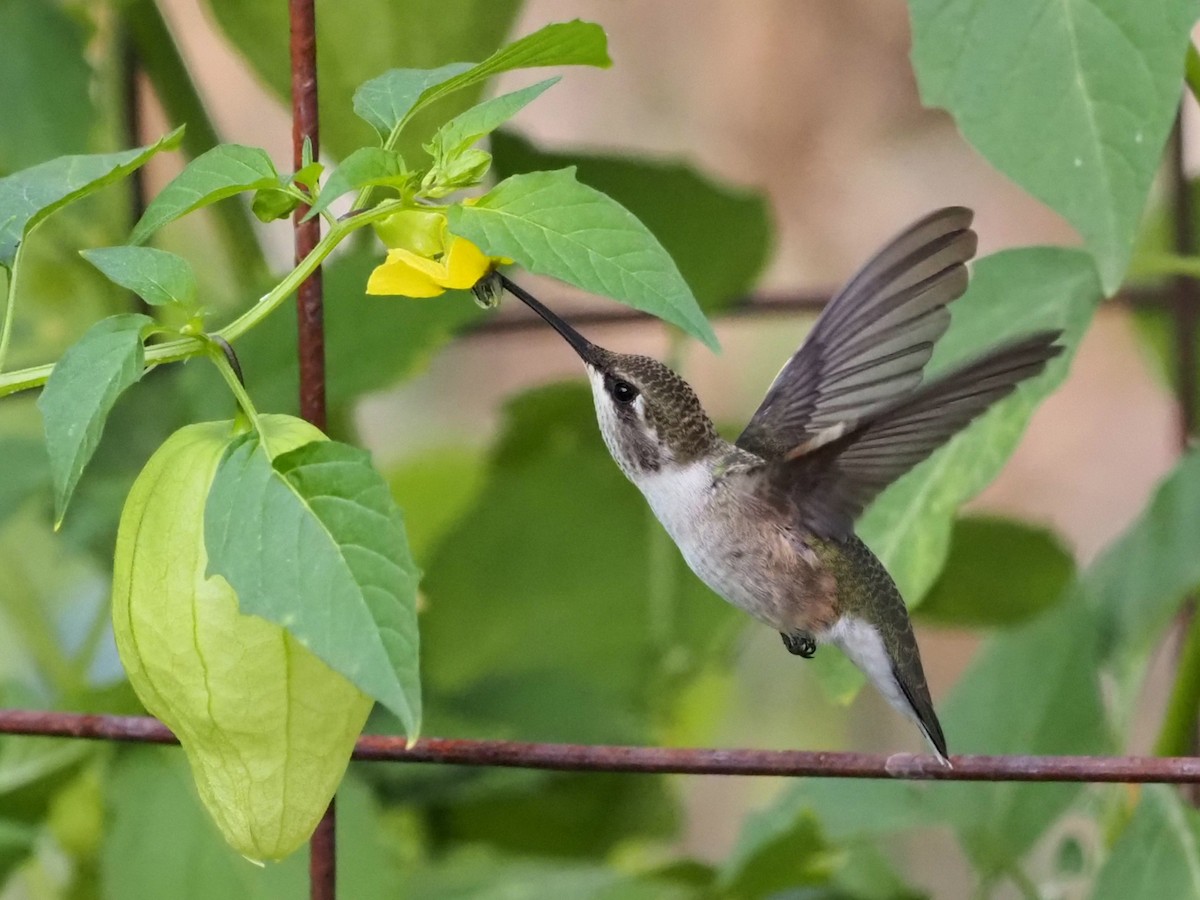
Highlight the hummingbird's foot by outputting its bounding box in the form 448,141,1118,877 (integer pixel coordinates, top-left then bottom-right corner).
781,632,817,658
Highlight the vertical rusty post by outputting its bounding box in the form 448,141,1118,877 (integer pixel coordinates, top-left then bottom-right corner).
1170,114,1198,445
288,0,335,896
290,0,327,432
1169,109,1200,801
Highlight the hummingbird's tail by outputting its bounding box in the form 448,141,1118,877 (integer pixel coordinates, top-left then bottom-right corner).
820,536,950,765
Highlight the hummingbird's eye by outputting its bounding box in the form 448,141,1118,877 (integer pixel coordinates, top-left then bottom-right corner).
610,379,639,404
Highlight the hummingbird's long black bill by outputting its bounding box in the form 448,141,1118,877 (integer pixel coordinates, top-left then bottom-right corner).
499,275,599,365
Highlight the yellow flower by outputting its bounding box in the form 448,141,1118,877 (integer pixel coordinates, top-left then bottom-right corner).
367,207,508,298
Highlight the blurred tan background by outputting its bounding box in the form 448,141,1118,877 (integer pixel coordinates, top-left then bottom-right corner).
150,1,1184,894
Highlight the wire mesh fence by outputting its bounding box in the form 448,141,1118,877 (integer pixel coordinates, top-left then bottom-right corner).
1,3,1198,899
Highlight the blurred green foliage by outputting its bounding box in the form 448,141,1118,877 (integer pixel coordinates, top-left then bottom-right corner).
1,0,1199,897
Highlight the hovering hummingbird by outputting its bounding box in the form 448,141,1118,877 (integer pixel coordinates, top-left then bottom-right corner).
498,207,1061,763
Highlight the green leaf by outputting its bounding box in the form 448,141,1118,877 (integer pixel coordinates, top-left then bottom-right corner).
355,20,610,142
205,437,422,737
448,169,719,349
1084,449,1200,667
101,747,307,899
722,779,933,900
37,313,152,527
859,248,1103,604
0,817,33,885
420,384,741,744
430,78,559,162
250,186,300,223
0,0,95,173
129,144,279,245
401,847,697,900
353,63,475,138
915,517,1074,627
909,0,1199,292
304,148,411,221
0,129,184,268
1093,786,1200,899
387,447,487,560
491,131,772,312
0,438,49,526
204,0,523,161
934,598,1110,874
80,246,197,307
717,811,833,898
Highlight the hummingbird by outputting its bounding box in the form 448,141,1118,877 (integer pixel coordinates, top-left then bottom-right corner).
498,207,1062,763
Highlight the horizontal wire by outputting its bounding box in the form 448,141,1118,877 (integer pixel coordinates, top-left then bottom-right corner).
0,710,1195,783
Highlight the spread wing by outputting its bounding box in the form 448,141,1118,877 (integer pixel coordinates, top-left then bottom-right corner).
737,207,977,460
771,331,1063,538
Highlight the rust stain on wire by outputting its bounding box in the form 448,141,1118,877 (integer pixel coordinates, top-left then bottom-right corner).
0,710,1197,784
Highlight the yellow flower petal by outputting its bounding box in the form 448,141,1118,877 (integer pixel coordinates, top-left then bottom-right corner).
366,249,447,297
441,236,493,289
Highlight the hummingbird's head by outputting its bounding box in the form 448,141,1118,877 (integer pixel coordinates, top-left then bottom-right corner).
506,280,719,478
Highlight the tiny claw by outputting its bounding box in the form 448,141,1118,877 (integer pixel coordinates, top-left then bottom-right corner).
781,632,817,658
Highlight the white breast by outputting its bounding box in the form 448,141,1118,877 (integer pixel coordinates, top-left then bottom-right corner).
635,461,714,549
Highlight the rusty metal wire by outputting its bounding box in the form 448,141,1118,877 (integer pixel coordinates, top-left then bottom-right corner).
287,0,333,893
0,710,1197,784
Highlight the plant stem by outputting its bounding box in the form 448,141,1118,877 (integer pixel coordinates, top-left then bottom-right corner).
0,255,16,373
1186,44,1200,108
1154,610,1200,756
0,200,405,400
1132,252,1200,281
206,336,265,443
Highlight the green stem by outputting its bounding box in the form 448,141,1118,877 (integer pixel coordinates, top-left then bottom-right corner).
1186,44,1200,107
1132,252,1200,281
120,0,270,284
1153,609,1200,756
206,337,265,442
0,200,406,399
0,253,17,373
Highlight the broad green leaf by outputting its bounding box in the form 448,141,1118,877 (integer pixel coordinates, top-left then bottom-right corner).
81,246,197,307
424,768,679,859
0,0,94,173
916,517,1074,627
0,817,33,885
934,598,1110,874
355,21,610,142
859,248,1102,604
722,780,933,899
1093,786,1200,900
448,169,719,348
0,438,48,525
717,811,834,898
37,313,152,526
491,131,772,312
205,437,422,736
387,447,487,559
429,78,559,162
129,144,279,245
0,130,183,268
1083,449,1200,667
101,747,307,899
304,148,411,221
420,384,741,743
204,0,522,161
909,0,1199,292
401,847,697,900
353,63,475,139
